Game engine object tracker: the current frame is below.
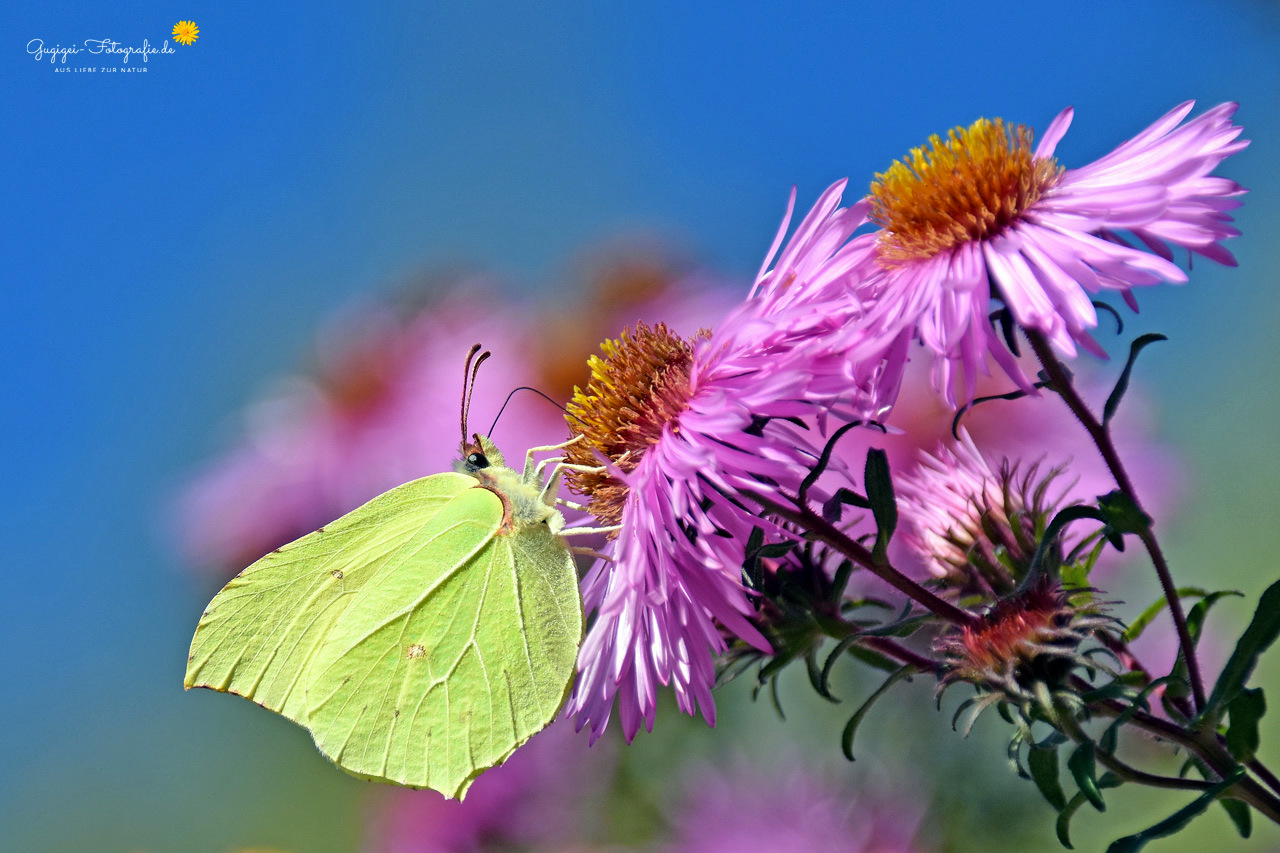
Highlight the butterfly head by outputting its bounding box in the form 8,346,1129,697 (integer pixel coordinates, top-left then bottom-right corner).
456,433,506,475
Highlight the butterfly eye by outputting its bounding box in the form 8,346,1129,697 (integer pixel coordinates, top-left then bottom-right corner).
467,452,489,469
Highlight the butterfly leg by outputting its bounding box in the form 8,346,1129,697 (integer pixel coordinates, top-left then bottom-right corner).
536,460,606,508
559,523,622,537
520,435,584,481
569,546,613,562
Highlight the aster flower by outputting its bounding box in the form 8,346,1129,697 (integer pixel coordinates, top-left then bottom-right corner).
862,102,1247,403
936,581,1117,714
827,355,1182,589
896,428,1066,596
563,184,909,742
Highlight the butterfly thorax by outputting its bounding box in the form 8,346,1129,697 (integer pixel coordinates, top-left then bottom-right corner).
454,434,565,536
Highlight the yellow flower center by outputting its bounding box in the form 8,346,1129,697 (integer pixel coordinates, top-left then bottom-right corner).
564,322,700,528
868,118,1062,265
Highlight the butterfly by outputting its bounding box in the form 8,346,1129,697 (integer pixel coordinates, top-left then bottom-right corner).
184,346,609,799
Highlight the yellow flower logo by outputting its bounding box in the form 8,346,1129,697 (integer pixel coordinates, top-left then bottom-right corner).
172,20,199,46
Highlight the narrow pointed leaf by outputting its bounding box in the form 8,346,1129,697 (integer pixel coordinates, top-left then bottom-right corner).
1057,773,1124,849
1068,742,1106,811
1105,768,1244,853
1218,798,1252,839
806,647,839,702
1225,687,1266,762
863,449,896,564
1204,578,1280,718
1028,744,1068,811
1096,490,1152,536
828,559,856,604
1186,590,1244,643
799,420,863,502
1099,675,1183,755
1124,587,1213,643
1023,505,1105,589
820,635,861,695
1103,333,1167,426
841,664,913,761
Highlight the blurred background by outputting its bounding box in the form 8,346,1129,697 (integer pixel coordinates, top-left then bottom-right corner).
4,1,1279,850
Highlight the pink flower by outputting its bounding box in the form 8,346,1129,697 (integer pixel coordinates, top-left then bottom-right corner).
861,102,1247,403
661,759,928,853
177,264,737,579
564,186,909,742
895,428,1026,587
364,720,615,853
177,285,564,577
826,357,1183,593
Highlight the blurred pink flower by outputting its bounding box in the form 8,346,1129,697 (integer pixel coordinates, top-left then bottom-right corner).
178,264,737,578
861,102,1246,403
178,284,564,576
661,759,928,853
363,720,615,853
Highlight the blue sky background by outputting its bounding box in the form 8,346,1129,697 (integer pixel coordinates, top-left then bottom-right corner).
3,2,1279,851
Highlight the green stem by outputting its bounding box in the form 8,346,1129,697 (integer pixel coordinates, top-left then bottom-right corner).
1025,329,1206,711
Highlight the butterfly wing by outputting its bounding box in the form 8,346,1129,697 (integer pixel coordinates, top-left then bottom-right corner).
304,488,582,798
184,471,476,724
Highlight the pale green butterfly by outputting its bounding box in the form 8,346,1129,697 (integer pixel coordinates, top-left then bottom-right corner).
184,346,610,799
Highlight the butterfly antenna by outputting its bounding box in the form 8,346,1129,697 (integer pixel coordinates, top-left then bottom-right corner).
488,386,586,438
459,344,491,444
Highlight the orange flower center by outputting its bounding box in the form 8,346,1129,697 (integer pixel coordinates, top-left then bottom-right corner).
959,584,1068,671
564,322,700,528
868,118,1062,266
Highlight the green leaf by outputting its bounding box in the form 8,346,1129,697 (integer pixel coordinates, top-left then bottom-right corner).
1096,490,1152,536
799,420,863,502
1028,744,1068,811
827,559,856,604
823,488,870,523
1218,798,1252,839
1023,504,1106,589
1185,589,1244,643
805,646,839,702
841,664,913,761
1123,587,1213,643
820,635,861,697
1170,590,1243,695
863,449,897,565
949,383,1048,440
1099,675,1184,755
1068,741,1106,811
1056,773,1124,848
757,540,798,560
843,643,902,674
1225,687,1266,763
1185,757,1254,839
1105,768,1245,853
768,673,786,719
1102,333,1167,427
1204,578,1280,718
